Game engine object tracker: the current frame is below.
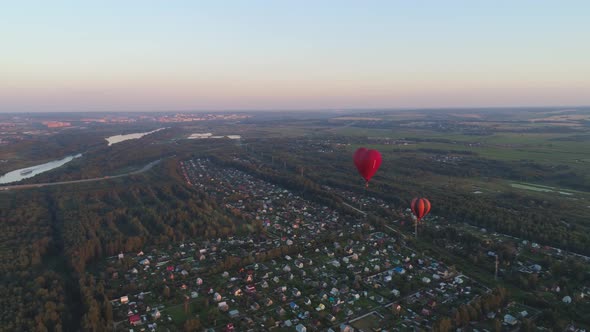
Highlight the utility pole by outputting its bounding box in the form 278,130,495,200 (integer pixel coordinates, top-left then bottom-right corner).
495,255,499,280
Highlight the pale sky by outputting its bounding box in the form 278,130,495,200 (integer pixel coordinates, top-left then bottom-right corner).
1,0,589,112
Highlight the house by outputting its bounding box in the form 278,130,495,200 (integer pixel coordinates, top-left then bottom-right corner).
151,309,161,320
129,314,141,326
504,314,518,326
298,311,310,320
296,324,307,332
229,309,240,318
427,299,437,308
120,296,129,304
218,302,229,311
340,323,355,332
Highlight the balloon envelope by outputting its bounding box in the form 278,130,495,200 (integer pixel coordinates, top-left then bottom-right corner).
353,148,382,182
411,198,431,221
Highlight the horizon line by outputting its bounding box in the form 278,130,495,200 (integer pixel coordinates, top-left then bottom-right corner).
1,104,590,115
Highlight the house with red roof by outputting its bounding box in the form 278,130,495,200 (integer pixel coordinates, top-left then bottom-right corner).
129,314,141,326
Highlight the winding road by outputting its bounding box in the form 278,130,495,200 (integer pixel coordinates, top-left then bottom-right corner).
0,159,161,191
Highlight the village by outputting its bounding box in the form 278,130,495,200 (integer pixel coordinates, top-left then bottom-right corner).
81,158,572,332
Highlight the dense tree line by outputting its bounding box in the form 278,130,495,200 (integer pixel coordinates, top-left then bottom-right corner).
431,287,509,332
0,193,69,331
56,179,245,274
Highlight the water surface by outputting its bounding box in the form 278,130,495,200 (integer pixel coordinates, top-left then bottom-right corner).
105,128,165,146
0,154,82,184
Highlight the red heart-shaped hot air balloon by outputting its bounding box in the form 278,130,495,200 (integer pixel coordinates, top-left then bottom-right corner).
353,147,382,183
411,198,431,221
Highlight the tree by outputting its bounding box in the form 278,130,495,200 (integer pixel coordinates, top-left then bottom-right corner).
184,318,201,332
459,305,470,326
207,307,220,326
522,318,535,332
493,319,502,332
433,317,452,332
103,298,113,323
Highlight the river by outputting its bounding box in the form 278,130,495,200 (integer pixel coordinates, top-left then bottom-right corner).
0,154,82,184
105,128,166,146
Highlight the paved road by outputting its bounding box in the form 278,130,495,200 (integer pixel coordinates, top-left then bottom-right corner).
0,159,161,191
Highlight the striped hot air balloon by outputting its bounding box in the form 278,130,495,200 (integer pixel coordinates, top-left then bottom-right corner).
410,198,431,222
410,198,431,238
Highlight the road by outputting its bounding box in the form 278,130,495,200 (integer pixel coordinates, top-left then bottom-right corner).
0,159,161,191
342,202,367,216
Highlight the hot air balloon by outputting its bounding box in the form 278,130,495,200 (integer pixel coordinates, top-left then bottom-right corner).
353,147,382,186
410,198,431,238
